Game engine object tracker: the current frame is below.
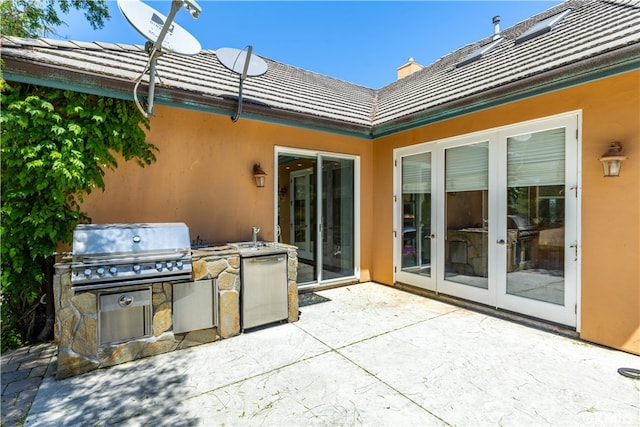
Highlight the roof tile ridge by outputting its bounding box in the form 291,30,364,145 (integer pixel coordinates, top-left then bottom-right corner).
2,35,150,52
369,91,380,124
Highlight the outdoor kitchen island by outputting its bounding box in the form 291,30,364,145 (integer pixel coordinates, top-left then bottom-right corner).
53,239,299,379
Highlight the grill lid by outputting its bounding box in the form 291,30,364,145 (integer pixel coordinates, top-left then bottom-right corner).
73,223,191,259
71,223,193,289
507,215,539,236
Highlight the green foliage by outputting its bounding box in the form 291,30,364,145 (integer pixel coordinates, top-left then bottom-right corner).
0,0,109,38
0,82,156,351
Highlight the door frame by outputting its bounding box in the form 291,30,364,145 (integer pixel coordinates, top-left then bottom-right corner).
393,111,582,330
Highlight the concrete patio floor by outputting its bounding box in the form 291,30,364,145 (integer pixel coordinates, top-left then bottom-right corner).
25,282,640,426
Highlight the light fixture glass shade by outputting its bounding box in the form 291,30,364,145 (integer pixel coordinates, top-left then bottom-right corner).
601,160,621,177
599,142,627,177
253,163,267,187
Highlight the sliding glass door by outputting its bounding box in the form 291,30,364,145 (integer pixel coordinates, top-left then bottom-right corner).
321,156,355,281
278,149,358,288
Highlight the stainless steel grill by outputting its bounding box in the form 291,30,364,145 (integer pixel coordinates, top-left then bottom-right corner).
507,215,539,269
71,223,193,290
507,215,539,238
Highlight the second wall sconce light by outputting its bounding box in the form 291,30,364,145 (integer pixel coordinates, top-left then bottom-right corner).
253,163,267,187
599,142,627,177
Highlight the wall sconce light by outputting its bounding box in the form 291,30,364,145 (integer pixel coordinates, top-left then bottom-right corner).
253,163,267,187
599,142,627,177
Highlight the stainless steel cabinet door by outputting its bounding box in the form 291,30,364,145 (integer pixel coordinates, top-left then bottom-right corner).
242,254,288,329
172,280,215,334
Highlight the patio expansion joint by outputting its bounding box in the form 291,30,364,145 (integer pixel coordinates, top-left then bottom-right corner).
180,312,462,408
180,347,335,403
333,347,454,427
342,308,465,351
286,310,464,426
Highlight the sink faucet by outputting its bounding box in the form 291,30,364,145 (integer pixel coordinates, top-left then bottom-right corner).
252,227,260,248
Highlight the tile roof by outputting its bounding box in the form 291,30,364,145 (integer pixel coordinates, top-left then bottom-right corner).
373,0,640,131
1,0,639,138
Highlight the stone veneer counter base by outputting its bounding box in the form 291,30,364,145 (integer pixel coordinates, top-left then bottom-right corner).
53,244,298,378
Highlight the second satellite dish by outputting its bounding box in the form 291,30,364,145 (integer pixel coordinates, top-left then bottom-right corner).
217,47,268,77
117,0,201,55
216,46,268,122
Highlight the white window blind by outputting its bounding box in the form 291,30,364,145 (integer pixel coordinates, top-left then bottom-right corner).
402,152,431,194
446,142,488,192
507,128,565,187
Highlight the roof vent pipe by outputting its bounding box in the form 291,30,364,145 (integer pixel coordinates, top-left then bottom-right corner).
493,15,501,40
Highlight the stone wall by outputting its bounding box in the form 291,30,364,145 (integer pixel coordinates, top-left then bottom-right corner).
53,245,298,379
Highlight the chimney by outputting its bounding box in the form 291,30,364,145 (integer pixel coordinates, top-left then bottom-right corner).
397,57,424,80
493,15,501,40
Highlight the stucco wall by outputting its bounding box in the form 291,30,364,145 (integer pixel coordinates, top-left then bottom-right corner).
371,70,640,355
81,108,375,282
81,72,638,355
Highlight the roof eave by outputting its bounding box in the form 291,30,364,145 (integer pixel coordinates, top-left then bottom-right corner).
2,57,374,139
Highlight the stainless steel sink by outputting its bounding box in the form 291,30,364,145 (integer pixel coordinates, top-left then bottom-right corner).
231,241,260,249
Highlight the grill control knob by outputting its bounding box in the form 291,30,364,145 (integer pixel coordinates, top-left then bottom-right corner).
109,267,117,275
176,261,183,269
96,268,105,276
133,265,141,273
84,269,92,277
155,262,163,271
166,262,174,270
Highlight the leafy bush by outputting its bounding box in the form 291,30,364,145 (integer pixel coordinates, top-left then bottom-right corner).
1,82,156,352
0,0,109,38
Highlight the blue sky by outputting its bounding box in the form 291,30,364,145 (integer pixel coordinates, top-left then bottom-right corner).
54,1,562,88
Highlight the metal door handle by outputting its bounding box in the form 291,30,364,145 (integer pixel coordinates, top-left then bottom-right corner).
425,234,435,239
570,242,578,260
249,256,285,264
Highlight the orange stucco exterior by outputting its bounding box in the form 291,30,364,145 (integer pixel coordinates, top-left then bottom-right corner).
81,108,375,282
83,71,639,355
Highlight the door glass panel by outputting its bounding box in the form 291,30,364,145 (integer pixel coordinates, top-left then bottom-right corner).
279,155,316,284
445,142,489,289
292,172,313,257
401,152,432,277
321,157,355,280
506,129,565,305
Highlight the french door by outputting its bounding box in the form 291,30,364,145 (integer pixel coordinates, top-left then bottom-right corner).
278,149,359,289
394,113,579,327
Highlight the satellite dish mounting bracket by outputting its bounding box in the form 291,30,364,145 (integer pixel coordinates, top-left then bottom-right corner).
216,46,268,123
119,0,202,118
231,45,253,123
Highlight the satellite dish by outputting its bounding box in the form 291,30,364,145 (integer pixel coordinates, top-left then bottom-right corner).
217,47,268,77
216,46,268,122
117,0,201,56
